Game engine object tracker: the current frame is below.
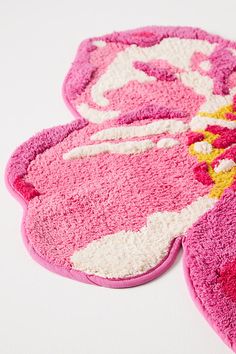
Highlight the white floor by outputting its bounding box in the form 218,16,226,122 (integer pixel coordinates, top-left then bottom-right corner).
0,1,235,353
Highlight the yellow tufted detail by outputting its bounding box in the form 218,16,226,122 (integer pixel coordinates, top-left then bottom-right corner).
209,166,236,198
189,131,223,164
199,104,233,120
189,103,236,199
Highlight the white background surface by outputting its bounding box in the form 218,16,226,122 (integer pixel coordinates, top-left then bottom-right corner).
0,1,235,353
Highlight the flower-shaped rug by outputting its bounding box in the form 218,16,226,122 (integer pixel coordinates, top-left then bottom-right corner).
6,26,236,351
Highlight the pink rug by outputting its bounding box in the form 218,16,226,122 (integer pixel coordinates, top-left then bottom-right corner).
6,26,236,351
